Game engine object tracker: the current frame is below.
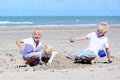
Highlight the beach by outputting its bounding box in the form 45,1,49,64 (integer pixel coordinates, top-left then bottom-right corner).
0,25,120,80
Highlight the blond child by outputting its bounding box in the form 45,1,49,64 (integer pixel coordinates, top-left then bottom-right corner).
70,22,113,64
39,45,58,66
16,27,43,67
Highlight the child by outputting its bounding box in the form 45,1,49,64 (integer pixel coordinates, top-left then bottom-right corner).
16,27,43,67
39,45,58,66
70,22,113,64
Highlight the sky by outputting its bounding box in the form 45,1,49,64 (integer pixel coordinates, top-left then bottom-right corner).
0,0,120,16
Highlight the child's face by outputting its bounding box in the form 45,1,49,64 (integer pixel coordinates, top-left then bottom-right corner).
45,51,51,57
97,30,106,37
33,31,41,42
45,49,52,57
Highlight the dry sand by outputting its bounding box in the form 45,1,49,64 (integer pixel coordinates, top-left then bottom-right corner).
0,25,120,80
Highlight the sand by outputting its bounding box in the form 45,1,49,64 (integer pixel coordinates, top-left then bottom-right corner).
0,25,120,80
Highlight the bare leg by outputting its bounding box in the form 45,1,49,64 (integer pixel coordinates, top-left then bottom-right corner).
25,56,39,67
83,58,95,64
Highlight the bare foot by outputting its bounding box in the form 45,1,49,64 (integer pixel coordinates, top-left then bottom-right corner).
91,60,95,65
25,64,31,67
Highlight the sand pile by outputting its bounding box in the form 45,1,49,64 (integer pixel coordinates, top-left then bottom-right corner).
37,53,82,70
47,53,74,69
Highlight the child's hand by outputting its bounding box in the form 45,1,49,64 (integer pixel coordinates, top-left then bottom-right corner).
69,37,74,43
108,58,113,63
42,63,46,67
39,61,46,67
20,48,23,54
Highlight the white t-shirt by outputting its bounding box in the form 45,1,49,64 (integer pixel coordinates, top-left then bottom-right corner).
86,32,109,55
40,50,58,64
22,37,42,57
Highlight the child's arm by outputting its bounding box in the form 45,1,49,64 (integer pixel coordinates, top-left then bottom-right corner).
74,35,88,41
106,48,113,63
48,52,58,64
70,35,88,43
16,39,24,54
39,60,46,67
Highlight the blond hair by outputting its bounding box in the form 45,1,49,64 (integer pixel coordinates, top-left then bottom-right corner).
44,45,53,55
98,22,109,33
33,27,42,35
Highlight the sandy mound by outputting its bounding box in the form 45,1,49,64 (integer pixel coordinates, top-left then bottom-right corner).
37,53,81,70
47,53,74,69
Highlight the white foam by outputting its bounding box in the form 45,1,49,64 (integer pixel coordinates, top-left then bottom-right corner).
0,21,33,24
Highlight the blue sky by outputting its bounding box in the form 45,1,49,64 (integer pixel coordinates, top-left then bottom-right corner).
0,0,120,16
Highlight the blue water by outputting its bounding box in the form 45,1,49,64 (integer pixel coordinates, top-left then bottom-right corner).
0,16,120,27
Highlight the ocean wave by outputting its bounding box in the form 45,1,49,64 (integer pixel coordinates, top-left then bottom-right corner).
0,21,33,24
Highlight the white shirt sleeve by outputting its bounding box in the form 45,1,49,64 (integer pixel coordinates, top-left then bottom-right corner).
86,32,95,39
104,37,109,48
48,51,58,64
23,38,32,43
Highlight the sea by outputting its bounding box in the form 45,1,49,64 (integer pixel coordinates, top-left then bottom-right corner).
0,16,120,27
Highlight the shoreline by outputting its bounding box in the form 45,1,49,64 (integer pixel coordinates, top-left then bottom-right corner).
1,24,120,28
